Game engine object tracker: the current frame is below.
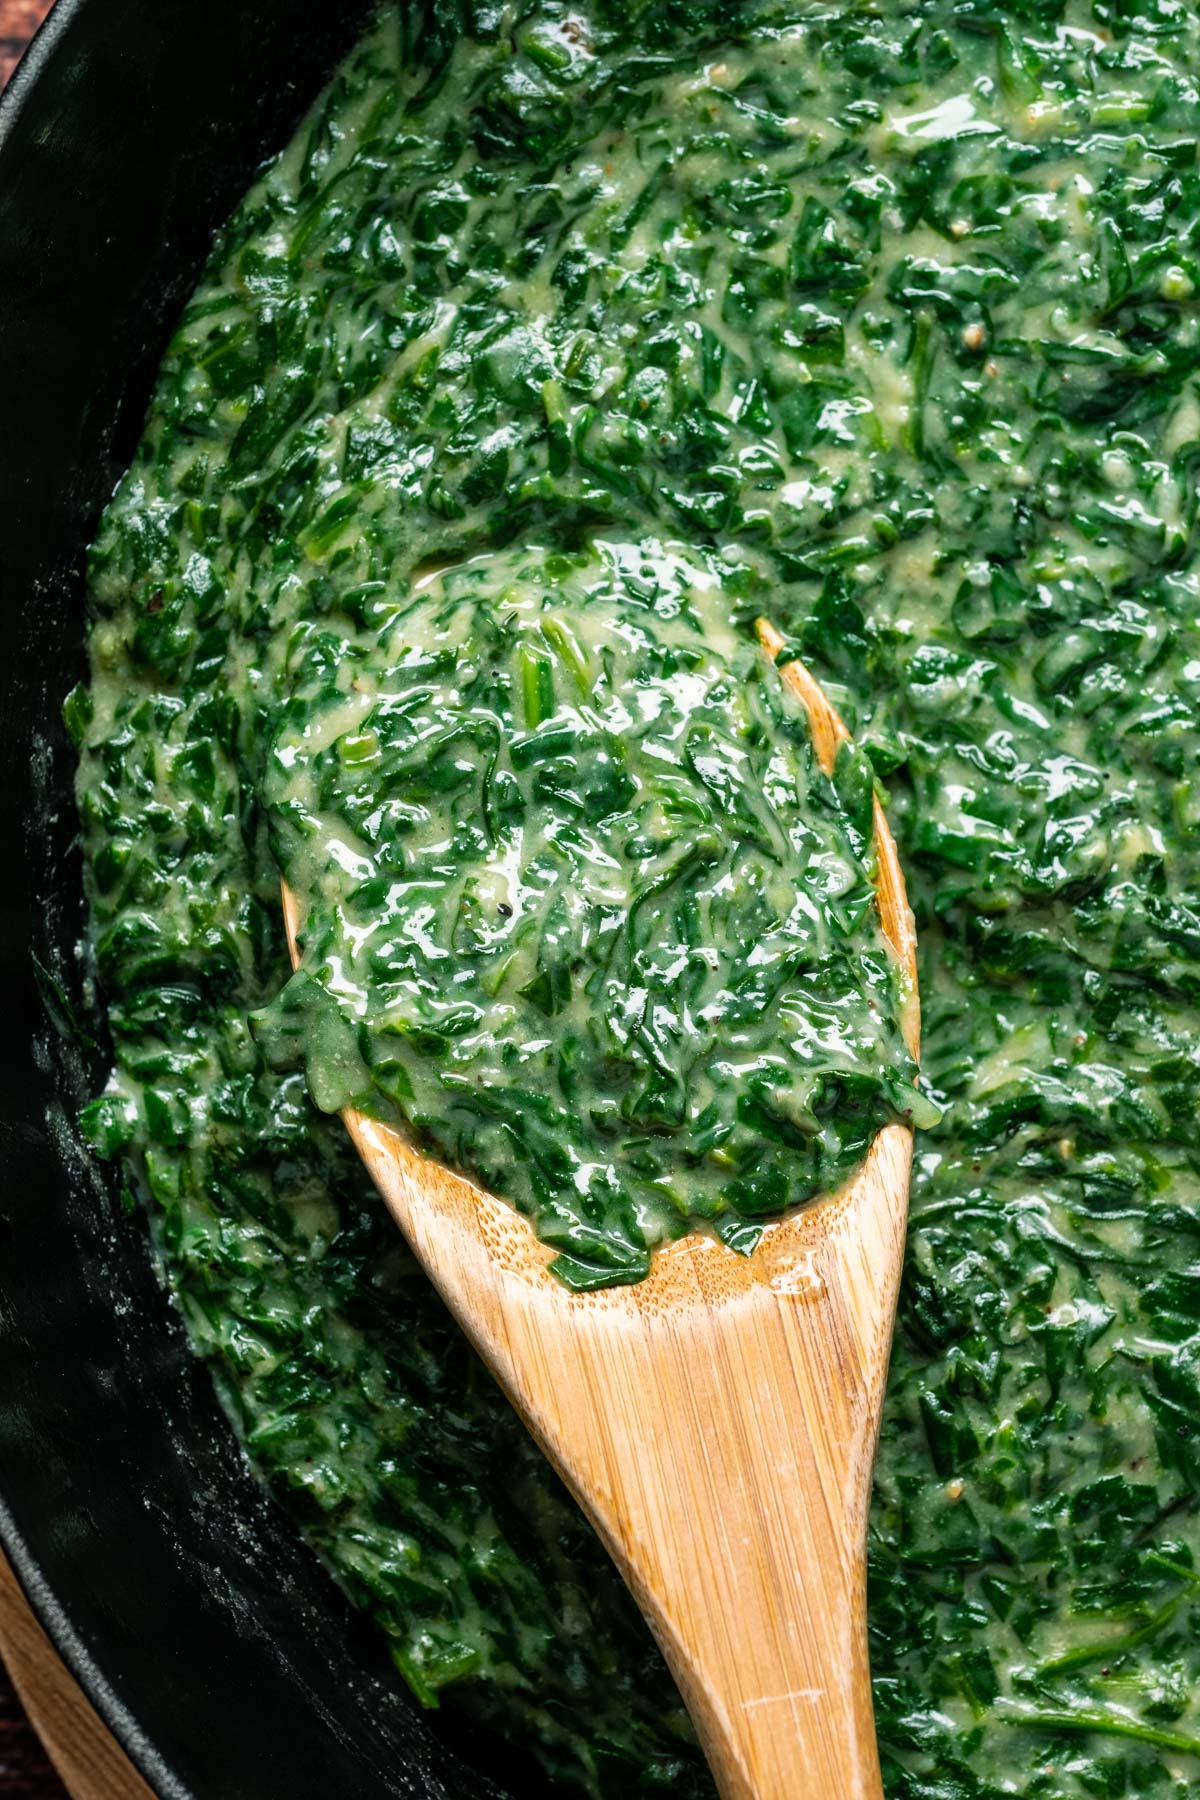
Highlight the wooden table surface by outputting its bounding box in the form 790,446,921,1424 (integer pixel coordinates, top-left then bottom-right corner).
1,4,80,1790
0,0,47,88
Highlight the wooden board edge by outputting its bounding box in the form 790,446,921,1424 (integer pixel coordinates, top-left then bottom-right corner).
0,1551,157,1800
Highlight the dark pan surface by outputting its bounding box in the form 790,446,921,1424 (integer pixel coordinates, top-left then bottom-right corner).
0,4,540,1793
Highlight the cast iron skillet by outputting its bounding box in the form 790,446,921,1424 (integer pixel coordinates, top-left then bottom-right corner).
0,4,552,1794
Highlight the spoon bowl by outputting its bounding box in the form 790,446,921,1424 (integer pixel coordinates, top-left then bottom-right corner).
283,620,918,1800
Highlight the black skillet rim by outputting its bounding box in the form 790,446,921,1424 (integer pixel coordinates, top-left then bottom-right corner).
0,9,211,1790
0,6,183,1785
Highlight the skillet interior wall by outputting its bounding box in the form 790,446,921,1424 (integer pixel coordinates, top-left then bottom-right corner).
0,1,538,1794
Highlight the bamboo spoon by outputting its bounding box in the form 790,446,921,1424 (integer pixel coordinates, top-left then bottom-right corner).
282,618,919,1800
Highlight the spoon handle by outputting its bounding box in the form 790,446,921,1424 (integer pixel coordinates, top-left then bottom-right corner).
547,1132,909,1800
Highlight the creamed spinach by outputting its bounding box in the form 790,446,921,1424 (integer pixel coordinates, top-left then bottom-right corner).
263,538,919,1288
70,0,1200,1793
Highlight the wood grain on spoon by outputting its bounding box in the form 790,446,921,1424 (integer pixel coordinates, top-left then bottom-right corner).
282,620,918,1800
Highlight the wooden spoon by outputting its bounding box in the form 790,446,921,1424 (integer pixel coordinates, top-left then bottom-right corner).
282,618,918,1800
